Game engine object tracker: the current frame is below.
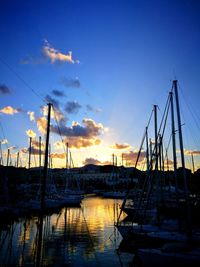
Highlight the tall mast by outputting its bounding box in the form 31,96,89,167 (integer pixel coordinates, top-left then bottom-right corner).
173,80,192,241
6,148,10,167
170,91,178,183
17,152,19,168
145,126,149,171
191,153,195,173
0,142,3,165
66,142,69,169
28,137,32,169
41,103,51,210
39,136,41,168
154,105,158,171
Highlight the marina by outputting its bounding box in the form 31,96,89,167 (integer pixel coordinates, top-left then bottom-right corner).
1,1,200,266
0,196,132,267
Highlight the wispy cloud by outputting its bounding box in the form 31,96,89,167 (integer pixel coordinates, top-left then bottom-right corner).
184,149,200,155
60,77,81,88
27,111,35,121
123,150,146,166
36,117,47,135
0,139,8,145
50,153,65,159
83,158,101,165
43,40,79,64
52,89,65,97
0,84,11,94
82,157,111,166
45,95,60,109
0,106,21,115
86,104,101,113
26,129,36,138
110,143,131,150
65,101,82,114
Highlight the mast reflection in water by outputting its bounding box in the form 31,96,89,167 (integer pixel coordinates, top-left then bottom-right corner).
0,196,130,267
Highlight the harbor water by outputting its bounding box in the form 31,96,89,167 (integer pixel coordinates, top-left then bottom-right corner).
0,196,133,267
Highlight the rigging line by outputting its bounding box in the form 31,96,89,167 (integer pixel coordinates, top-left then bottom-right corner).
174,84,200,149
178,81,200,132
0,56,46,104
52,105,67,154
157,93,171,137
0,121,9,150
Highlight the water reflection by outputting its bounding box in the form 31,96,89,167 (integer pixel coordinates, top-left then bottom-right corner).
0,196,132,267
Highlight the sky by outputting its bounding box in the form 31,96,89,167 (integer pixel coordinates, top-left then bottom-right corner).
0,0,200,169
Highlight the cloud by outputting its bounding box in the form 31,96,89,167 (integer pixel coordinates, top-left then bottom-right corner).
41,104,66,123
36,117,47,135
43,40,79,64
0,106,20,115
65,101,82,114
165,159,174,166
45,95,60,109
123,150,146,166
64,136,101,149
60,77,81,88
8,146,17,150
51,119,105,149
27,111,35,121
184,149,200,156
50,153,65,159
83,158,101,165
1,139,8,145
86,104,101,113
51,118,104,137
110,143,131,150
26,129,37,138
32,139,45,150
82,157,111,166
0,84,11,94
52,89,65,97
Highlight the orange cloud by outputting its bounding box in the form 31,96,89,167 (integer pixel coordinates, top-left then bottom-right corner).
184,150,200,156
0,106,19,115
82,158,111,166
110,143,131,150
64,136,101,149
123,150,146,166
36,117,47,134
50,153,65,159
26,129,36,138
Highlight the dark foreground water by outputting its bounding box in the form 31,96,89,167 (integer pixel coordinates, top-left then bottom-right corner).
0,196,133,267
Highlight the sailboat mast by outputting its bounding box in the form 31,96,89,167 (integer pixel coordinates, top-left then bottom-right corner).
39,136,41,168
146,126,149,171
173,81,189,195
191,153,195,173
173,80,192,241
16,152,19,168
28,137,32,169
41,103,51,209
154,105,158,171
66,142,69,169
6,148,10,166
170,91,178,183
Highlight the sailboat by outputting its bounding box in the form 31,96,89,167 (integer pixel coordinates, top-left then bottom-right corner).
132,80,200,266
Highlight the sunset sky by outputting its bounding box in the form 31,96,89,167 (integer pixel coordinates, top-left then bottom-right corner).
0,0,200,169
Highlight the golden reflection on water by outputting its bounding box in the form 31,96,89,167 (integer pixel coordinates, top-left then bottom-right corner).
0,196,127,267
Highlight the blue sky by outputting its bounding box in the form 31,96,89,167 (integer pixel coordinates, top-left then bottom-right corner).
0,0,200,169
